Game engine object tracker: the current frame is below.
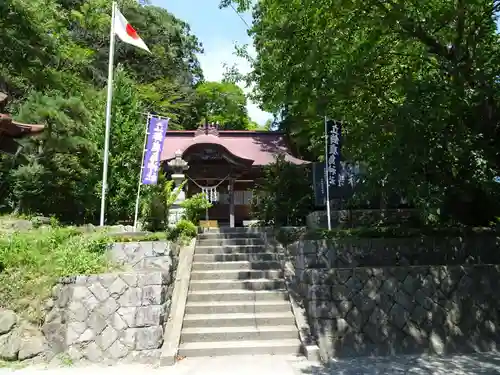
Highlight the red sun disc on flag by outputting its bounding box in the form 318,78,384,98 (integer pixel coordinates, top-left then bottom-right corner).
126,24,140,40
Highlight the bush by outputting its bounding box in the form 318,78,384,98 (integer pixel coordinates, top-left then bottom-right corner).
167,219,197,243
251,154,314,226
0,227,115,324
109,232,167,242
140,175,186,231
181,192,212,224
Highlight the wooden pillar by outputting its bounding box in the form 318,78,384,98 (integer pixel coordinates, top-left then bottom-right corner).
229,178,235,228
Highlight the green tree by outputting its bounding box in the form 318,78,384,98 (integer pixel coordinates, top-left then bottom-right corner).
222,0,500,225
195,81,251,130
252,155,314,226
0,0,206,224
138,78,199,130
61,0,204,86
102,68,148,224
0,0,93,100
7,93,98,222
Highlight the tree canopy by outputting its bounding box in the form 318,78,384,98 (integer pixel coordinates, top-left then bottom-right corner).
221,0,500,224
195,81,252,130
0,0,260,224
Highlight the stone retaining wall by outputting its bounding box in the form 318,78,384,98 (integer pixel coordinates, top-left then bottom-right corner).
39,240,179,365
0,310,46,362
289,236,500,273
43,271,169,363
109,241,177,273
0,239,180,366
306,209,420,229
304,265,500,360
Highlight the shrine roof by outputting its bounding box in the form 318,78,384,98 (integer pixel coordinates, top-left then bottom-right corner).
160,129,310,166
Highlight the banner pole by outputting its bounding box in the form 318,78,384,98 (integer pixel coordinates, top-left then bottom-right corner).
99,1,117,226
324,116,332,230
133,113,151,231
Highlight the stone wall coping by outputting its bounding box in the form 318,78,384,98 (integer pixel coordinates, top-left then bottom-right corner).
159,238,196,366
106,231,150,238
261,231,321,362
289,235,497,247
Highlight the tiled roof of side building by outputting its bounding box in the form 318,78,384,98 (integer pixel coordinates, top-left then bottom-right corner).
0,114,45,138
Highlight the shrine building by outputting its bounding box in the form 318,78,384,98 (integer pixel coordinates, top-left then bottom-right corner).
160,123,309,227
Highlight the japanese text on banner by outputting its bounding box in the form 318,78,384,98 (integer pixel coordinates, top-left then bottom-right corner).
141,116,169,185
326,119,342,187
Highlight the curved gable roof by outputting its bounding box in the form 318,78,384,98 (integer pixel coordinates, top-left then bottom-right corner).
160,130,310,166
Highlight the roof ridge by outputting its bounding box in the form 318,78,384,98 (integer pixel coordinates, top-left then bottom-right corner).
165,130,285,135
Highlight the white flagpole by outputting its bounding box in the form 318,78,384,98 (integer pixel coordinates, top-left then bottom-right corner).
133,113,151,231
324,116,332,230
99,1,117,226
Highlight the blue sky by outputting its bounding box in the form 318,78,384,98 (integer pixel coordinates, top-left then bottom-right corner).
150,0,272,125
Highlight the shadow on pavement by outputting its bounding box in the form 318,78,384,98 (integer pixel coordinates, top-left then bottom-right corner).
295,352,500,375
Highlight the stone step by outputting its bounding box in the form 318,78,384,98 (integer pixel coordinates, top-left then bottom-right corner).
193,253,279,263
182,312,296,328
185,300,292,315
177,338,302,357
198,232,263,240
194,245,268,255
191,260,281,271
190,269,283,281
201,227,267,234
189,278,286,291
197,238,265,247
187,289,289,303
180,325,299,343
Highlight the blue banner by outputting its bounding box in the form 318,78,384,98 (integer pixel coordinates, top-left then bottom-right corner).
312,161,360,207
312,162,327,207
141,116,169,185
326,119,342,187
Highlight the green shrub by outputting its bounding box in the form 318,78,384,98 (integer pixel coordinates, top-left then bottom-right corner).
0,227,115,324
251,154,314,226
140,175,186,231
181,192,212,224
167,219,197,243
110,232,167,242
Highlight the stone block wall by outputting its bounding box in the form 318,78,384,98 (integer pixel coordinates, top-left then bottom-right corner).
0,309,46,362
109,241,177,273
306,209,420,229
40,240,179,365
304,265,500,360
289,236,500,273
43,271,169,363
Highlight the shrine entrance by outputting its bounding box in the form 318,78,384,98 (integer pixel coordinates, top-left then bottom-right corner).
161,123,310,227
182,143,253,227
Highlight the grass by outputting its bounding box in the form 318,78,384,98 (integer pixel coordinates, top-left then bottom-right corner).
0,359,29,369
109,231,167,242
0,226,117,325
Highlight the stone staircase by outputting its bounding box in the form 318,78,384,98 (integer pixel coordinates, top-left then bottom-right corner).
178,228,302,357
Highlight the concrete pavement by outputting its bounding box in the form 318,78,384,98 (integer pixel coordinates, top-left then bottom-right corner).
1,353,500,375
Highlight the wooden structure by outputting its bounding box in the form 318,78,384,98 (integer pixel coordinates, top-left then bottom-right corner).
160,123,309,227
0,93,44,155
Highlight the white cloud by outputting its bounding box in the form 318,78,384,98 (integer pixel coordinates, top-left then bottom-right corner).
197,41,272,126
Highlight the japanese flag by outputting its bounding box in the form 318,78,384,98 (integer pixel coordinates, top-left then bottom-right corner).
114,7,150,53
